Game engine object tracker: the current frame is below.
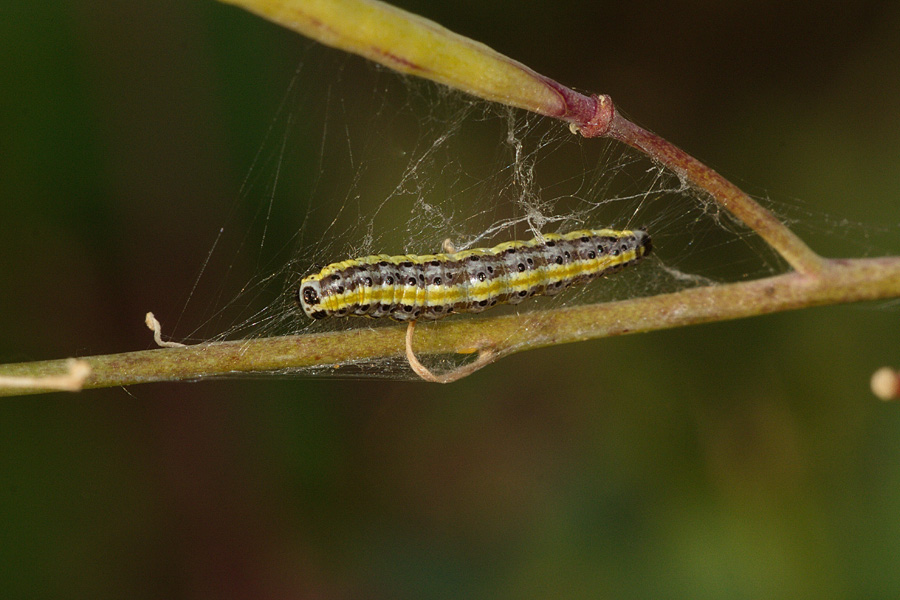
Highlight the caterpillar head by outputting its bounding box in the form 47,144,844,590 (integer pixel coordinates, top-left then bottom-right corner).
296,278,328,320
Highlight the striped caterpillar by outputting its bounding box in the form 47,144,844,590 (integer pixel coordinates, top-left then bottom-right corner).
296,228,651,322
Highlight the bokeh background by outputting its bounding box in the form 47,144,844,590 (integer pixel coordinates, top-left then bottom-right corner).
2,1,900,598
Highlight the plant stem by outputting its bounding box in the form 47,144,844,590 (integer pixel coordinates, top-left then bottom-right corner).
603,111,826,275
217,0,823,274
216,0,586,117
4,257,899,396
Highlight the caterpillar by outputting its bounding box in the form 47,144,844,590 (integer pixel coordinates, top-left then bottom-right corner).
296,228,651,322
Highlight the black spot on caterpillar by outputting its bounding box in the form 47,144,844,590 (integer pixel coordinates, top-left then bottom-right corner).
296,228,651,321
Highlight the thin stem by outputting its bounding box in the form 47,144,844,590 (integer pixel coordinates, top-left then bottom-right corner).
217,0,824,274
216,0,590,119
4,257,899,396
602,110,826,275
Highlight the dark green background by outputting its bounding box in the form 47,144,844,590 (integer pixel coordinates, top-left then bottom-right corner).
2,1,899,597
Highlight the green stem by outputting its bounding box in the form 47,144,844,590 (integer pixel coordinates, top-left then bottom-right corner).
603,111,826,275
216,0,593,118
217,0,823,273
4,257,899,396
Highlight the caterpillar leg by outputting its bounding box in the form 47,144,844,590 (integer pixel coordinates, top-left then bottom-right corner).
441,238,457,253
405,320,496,383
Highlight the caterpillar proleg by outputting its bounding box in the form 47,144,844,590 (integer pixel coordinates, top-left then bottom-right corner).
296,228,651,321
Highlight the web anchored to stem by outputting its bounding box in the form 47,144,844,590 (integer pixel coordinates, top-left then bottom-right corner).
0,0,898,394
2,257,900,395
218,0,826,277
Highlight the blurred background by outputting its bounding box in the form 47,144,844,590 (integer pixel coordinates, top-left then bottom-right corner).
2,1,900,597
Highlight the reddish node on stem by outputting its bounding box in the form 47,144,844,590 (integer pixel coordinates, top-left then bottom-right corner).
571,94,615,138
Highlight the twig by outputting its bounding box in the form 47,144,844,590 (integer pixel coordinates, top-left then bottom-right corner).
217,0,825,274
3,256,899,396
599,110,825,275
